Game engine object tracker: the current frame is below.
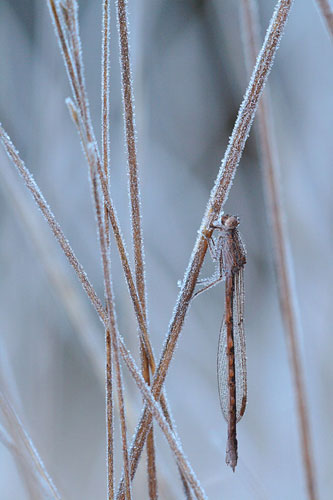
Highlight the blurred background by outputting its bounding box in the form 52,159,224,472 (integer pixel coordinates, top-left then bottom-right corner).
0,0,332,498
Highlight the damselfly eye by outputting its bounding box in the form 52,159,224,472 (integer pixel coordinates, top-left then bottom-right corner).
222,215,239,229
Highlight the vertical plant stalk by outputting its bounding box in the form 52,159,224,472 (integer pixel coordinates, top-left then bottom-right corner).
89,152,132,500
50,5,189,492
101,0,111,248
315,0,333,39
116,1,295,496
101,2,114,496
105,321,114,500
0,156,106,385
0,124,206,499
240,2,318,499
116,1,157,497
0,391,61,500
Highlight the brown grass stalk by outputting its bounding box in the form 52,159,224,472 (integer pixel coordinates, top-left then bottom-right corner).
58,0,192,487
0,390,61,500
0,123,205,499
116,1,157,496
116,1,295,496
240,1,318,498
101,2,114,495
0,123,106,323
101,0,111,250
89,148,131,500
0,154,106,386
315,0,333,39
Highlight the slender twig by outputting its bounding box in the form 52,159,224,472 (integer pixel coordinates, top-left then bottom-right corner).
50,0,153,369
0,123,205,499
0,123,106,323
116,1,295,496
89,149,131,500
240,1,318,498
65,15,191,490
101,0,111,250
116,0,157,496
101,3,114,495
315,0,333,39
0,156,105,386
0,391,61,500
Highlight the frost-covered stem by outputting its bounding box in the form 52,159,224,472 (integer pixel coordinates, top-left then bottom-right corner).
101,0,111,252
116,1,295,496
315,0,333,39
50,1,152,373
90,156,131,500
0,391,61,500
93,145,192,499
240,2,318,499
101,6,113,491
0,155,106,386
65,0,90,126
67,96,191,493
116,1,157,495
0,124,203,497
0,123,106,322
106,326,114,500
116,0,147,316
117,347,207,500
47,1,84,124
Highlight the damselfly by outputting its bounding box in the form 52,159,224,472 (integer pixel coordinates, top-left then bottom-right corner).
195,214,247,471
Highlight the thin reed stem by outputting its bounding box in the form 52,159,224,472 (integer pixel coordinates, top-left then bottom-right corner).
101,4,114,494
116,2,295,496
50,17,185,487
89,150,131,500
0,123,204,498
101,0,111,251
315,0,333,39
0,156,106,386
67,47,192,498
0,123,106,322
116,0,157,495
0,391,61,500
240,1,318,498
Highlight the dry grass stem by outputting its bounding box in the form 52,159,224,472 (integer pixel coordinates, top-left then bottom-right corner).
100,4,115,494
116,2,295,495
89,150,131,500
315,0,333,38
116,1,157,496
0,156,105,386
0,391,61,500
101,0,111,251
64,8,190,486
0,124,203,497
240,1,318,498
0,123,106,323
50,11,188,491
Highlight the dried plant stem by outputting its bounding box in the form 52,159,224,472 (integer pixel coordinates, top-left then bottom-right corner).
50,6,185,489
0,391,61,500
101,0,111,249
50,1,175,437
90,153,131,500
116,1,157,496
0,124,106,323
240,1,318,499
0,124,204,498
68,98,192,497
101,3,115,495
116,2,295,496
315,0,333,38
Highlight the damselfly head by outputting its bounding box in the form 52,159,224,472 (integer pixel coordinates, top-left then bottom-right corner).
221,214,239,229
